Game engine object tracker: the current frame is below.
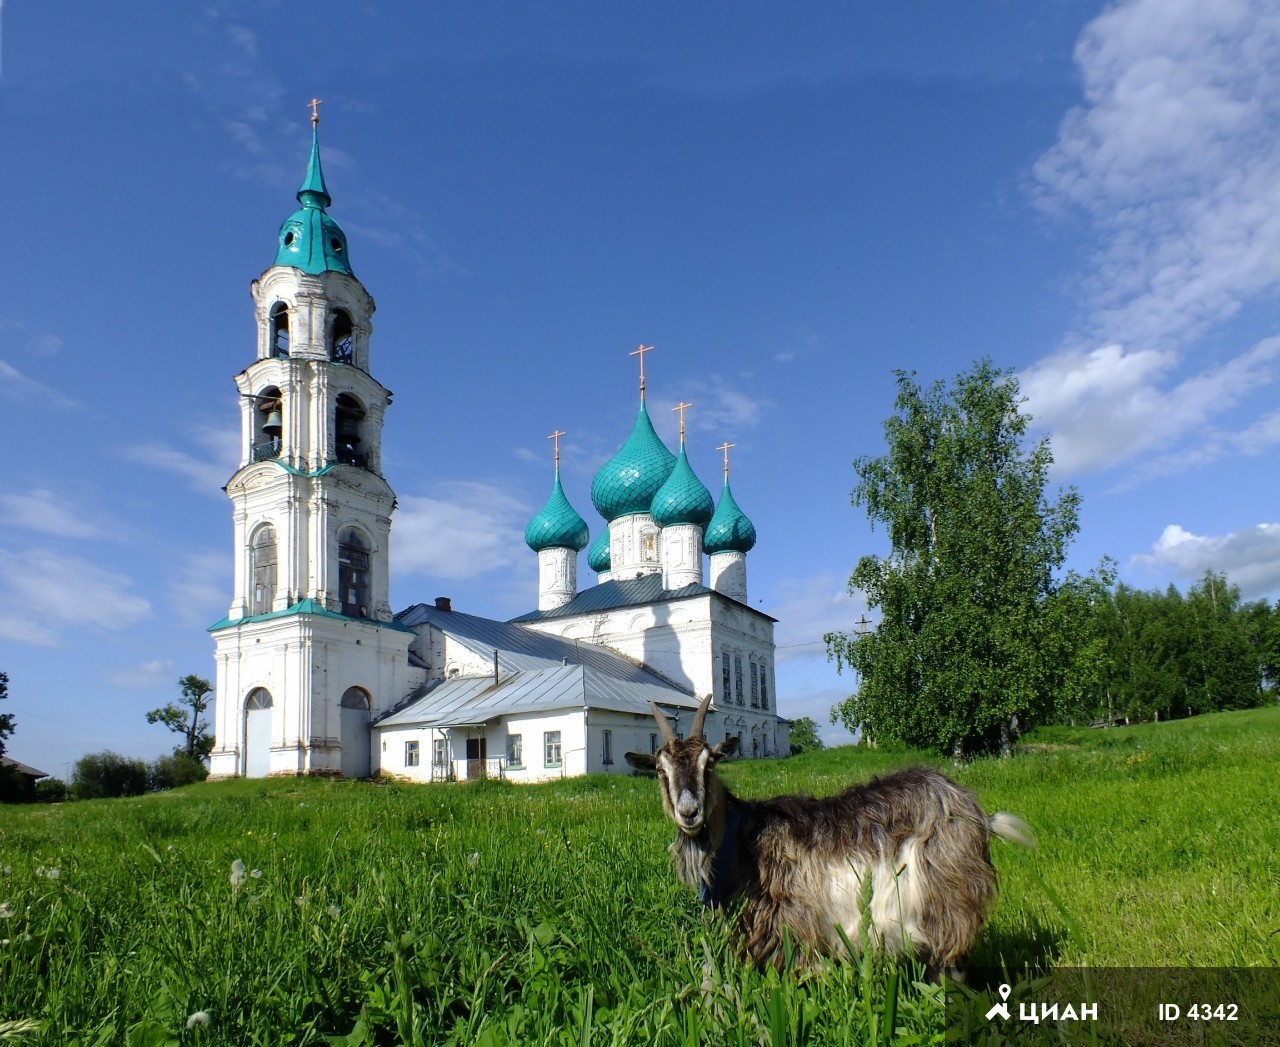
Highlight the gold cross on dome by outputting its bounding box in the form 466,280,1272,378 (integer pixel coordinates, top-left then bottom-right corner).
672,401,693,440
547,429,566,466
308,97,324,127
629,344,654,399
716,441,735,479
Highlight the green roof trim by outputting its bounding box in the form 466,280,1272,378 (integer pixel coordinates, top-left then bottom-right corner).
273,128,354,276
590,401,676,522
525,468,590,552
209,598,414,633
703,479,757,554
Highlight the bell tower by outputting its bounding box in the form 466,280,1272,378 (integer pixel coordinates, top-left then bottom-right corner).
209,105,418,779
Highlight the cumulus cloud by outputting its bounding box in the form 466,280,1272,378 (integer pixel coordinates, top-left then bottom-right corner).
105,659,176,689
1133,522,1280,599
1025,0,1280,479
0,548,151,646
767,571,867,662
393,482,532,581
0,488,101,539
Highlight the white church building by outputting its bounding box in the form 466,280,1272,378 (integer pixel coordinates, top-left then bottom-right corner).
207,121,789,782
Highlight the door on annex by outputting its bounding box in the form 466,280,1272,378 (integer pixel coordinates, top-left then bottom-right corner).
245,689,273,777
466,737,487,780
339,687,372,778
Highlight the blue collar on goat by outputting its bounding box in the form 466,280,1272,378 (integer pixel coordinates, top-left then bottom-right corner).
700,801,741,908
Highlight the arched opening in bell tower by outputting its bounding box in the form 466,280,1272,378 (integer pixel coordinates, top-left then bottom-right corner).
244,688,273,778
329,309,354,364
269,303,290,358
338,528,371,618
249,525,278,614
335,394,366,467
253,388,283,461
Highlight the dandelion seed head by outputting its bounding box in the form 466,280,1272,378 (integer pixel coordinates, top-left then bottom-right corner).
327,904,342,918
0,902,12,919
1,865,10,876
0,939,9,947
36,867,60,881
186,1010,211,1029
230,858,247,888
295,895,306,907
249,869,262,880
467,852,479,868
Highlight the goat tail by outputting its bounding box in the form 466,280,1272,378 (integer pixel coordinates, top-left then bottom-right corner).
988,812,1036,849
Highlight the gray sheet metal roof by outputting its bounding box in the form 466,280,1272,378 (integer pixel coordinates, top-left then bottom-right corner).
0,756,48,778
507,575,777,623
376,664,697,729
396,602,701,689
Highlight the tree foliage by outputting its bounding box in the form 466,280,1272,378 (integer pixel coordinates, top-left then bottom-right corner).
788,717,825,756
0,671,14,759
71,752,148,800
825,360,1099,757
146,675,214,760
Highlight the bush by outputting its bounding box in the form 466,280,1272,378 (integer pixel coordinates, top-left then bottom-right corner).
71,751,148,800
35,777,67,803
148,752,209,791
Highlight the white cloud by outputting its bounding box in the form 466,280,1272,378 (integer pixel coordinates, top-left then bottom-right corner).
120,424,239,496
767,571,866,662
0,359,79,409
1133,522,1280,599
0,549,151,645
393,482,532,581
0,488,101,539
170,549,229,627
1025,0,1280,478
27,333,62,357
105,659,176,689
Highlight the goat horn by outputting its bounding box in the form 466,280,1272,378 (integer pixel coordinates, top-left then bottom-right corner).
690,692,713,740
649,702,677,744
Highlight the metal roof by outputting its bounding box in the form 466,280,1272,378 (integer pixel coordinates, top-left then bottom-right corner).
508,574,777,624
1,756,48,779
375,664,698,729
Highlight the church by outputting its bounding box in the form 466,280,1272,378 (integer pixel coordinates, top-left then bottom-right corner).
207,118,790,782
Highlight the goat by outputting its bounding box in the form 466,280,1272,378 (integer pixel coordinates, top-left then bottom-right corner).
625,695,1033,979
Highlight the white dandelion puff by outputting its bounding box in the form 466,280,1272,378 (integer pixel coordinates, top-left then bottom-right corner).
1,865,10,876
467,852,480,868
295,895,307,908
0,902,11,919
230,859,247,888
249,869,262,880
327,904,341,918
186,1010,211,1029
35,866,60,880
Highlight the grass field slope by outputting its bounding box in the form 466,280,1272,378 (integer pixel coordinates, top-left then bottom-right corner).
1,707,1277,1044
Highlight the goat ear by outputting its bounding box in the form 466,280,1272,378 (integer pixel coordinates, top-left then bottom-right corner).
625,751,656,771
712,737,739,761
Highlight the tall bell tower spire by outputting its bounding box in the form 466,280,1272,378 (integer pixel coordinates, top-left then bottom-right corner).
209,110,416,780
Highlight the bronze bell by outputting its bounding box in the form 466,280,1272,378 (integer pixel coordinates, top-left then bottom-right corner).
262,409,283,437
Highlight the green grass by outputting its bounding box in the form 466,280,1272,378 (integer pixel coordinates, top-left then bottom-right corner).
1,706,1277,1044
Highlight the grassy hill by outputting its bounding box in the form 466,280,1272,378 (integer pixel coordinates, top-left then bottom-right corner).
1,706,1277,1044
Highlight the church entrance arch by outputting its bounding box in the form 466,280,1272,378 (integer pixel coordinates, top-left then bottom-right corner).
244,688,273,778
339,687,371,778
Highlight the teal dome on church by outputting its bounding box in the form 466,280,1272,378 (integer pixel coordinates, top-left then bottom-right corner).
650,443,714,528
590,402,676,522
703,480,757,554
587,528,611,573
525,470,590,552
274,128,354,276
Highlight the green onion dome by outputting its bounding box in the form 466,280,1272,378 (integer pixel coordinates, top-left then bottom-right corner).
590,402,677,522
703,480,757,554
525,470,590,552
587,528,612,573
650,443,714,528
274,128,354,276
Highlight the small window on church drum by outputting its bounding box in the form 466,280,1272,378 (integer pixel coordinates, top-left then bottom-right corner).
330,310,354,364
250,526,277,615
338,529,371,618
269,303,290,358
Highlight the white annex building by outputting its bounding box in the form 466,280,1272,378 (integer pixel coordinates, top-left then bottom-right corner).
208,121,789,782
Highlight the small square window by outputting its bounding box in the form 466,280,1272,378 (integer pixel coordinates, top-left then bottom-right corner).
507,733,523,768
544,730,562,767
432,739,448,768
404,740,420,767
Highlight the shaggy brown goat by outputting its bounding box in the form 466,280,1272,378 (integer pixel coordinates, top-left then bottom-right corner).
625,695,1033,978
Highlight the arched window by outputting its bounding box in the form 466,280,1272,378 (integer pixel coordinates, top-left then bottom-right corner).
250,526,277,614
338,529,370,618
246,688,273,710
340,687,370,710
760,662,769,711
269,303,290,358
339,687,371,778
335,394,366,467
329,310,354,364
254,388,283,462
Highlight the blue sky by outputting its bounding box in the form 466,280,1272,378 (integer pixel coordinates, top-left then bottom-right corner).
4,1,1280,776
